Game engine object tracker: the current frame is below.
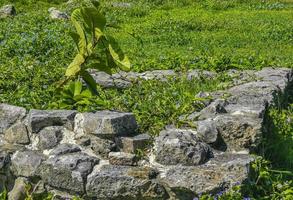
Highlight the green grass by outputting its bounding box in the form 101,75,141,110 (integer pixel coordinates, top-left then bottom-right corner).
0,1,293,198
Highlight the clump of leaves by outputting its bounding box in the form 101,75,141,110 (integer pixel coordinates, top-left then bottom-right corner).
62,0,130,93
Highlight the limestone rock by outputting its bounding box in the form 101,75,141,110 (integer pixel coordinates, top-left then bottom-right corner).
0,104,26,134
0,5,16,18
197,118,218,144
49,143,81,156
86,165,168,199
108,152,137,166
27,109,76,133
11,150,45,178
0,152,10,173
214,114,262,152
90,136,116,158
4,122,29,145
8,177,28,200
74,111,137,137
154,129,213,166
117,133,151,153
38,151,99,194
160,153,253,199
38,126,63,150
48,7,68,20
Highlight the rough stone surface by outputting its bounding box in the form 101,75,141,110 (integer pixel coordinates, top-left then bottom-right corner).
86,165,168,199
49,143,81,156
0,68,292,199
11,150,45,178
197,119,218,144
74,111,137,137
159,153,253,199
38,126,63,150
90,69,216,88
48,7,68,19
38,151,99,194
118,133,151,153
0,104,26,134
8,177,28,200
0,5,16,18
27,109,77,133
4,122,29,145
108,152,137,166
154,129,212,166
90,136,116,158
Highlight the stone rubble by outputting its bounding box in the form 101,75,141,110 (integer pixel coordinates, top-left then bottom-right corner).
0,68,292,199
0,5,16,18
48,7,69,20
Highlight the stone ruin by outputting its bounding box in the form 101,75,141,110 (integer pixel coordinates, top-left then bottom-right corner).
0,68,292,199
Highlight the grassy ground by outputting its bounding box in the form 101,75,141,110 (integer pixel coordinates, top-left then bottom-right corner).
0,1,293,199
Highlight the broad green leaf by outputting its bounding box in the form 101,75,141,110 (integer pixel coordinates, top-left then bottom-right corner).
71,9,88,55
65,54,85,77
69,32,80,51
108,43,130,71
80,70,98,94
80,7,106,36
74,81,83,96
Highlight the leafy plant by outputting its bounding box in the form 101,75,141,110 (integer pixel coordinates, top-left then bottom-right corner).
50,80,105,111
63,0,130,93
0,190,7,200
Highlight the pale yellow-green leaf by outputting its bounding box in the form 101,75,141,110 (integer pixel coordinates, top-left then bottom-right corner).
65,54,85,77
109,44,130,71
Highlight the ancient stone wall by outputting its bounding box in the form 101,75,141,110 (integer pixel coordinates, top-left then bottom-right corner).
0,68,292,199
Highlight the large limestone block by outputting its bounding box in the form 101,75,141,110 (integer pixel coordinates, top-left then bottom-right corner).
0,104,26,134
74,111,137,137
27,109,77,133
154,129,212,166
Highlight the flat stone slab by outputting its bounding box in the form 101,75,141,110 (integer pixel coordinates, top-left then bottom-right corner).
74,111,138,137
27,109,77,133
86,165,168,199
159,153,253,198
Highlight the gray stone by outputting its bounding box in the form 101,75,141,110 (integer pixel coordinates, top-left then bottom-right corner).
86,165,168,199
27,109,77,133
0,104,26,134
11,150,45,178
0,5,16,18
111,2,132,8
160,153,253,199
74,111,137,137
0,152,10,173
198,99,227,120
118,134,151,153
49,143,81,156
197,118,218,143
90,137,116,158
154,129,212,166
4,122,29,145
187,69,217,80
214,114,262,151
91,71,115,88
38,126,63,150
108,152,137,166
38,151,99,194
48,7,68,20
8,177,28,200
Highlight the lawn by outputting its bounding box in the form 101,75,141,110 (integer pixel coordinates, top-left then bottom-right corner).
0,0,293,199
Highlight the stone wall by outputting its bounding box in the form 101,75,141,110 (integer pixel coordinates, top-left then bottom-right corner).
0,68,292,199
